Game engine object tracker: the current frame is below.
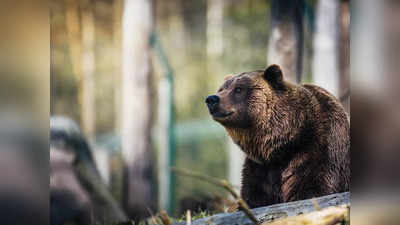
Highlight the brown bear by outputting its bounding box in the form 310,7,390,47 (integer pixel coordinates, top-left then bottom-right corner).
205,65,350,208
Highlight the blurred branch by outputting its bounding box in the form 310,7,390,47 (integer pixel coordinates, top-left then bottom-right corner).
237,199,260,224
75,158,128,221
171,167,238,199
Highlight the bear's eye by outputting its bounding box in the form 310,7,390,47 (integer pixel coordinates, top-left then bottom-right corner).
234,87,242,94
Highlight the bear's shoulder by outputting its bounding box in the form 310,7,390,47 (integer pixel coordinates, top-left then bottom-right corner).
302,84,345,110
301,83,349,124
301,84,336,100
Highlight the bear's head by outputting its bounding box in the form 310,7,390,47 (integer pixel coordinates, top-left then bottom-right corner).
205,64,287,128
205,65,309,162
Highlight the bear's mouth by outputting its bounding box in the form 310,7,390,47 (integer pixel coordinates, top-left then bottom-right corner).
212,111,234,119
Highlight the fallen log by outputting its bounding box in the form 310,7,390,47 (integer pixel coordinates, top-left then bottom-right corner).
173,192,350,225
264,205,349,225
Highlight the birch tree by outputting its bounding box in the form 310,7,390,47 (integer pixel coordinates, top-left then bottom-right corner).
267,0,304,83
207,0,224,58
312,0,340,97
121,0,155,220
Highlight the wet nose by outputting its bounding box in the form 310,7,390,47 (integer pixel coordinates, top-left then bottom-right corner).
205,95,220,106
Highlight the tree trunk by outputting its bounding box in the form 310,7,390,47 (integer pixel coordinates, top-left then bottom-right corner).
121,0,155,220
65,0,82,82
80,0,96,139
75,153,128,223
339,1,350,112
351,0,384,95
113,0,123,133
65,0,96,139
111,0,125,206
267,0,304,83
312,0,340,97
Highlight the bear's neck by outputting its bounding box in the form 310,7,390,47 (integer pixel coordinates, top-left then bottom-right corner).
226,90,315,164
226,126,289,164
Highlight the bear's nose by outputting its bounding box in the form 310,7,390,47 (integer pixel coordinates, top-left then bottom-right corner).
205,95,220,106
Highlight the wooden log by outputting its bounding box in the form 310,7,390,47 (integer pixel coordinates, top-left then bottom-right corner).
263,205,349,225
173,192,349,225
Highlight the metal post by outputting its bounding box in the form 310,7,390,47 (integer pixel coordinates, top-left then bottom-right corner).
151,32,177,215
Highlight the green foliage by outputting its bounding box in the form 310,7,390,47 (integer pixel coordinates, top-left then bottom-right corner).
223,0,271,72
174,125,228,215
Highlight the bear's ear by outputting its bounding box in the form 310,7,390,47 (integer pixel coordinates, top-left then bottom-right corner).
224,74,233,81
263,64,284,90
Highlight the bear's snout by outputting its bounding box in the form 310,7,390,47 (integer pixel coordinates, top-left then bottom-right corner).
205,95,220,113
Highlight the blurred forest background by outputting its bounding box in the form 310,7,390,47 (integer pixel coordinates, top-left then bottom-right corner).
50,0,350,223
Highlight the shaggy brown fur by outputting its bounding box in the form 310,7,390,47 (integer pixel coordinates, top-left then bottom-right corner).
205,65,350,208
